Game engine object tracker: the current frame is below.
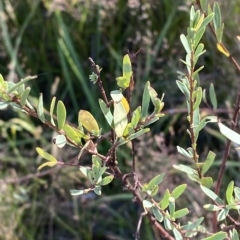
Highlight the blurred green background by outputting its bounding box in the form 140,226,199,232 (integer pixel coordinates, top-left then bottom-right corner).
0,0,240,239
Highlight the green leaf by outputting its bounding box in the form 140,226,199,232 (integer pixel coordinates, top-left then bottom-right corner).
37,161,58,170
202,151,216,175
213,2,221,30
116,54,132,90
217,208,229,221
171,184,187,199
148,173,166,190
37,93,45,123
92,155,102,168
57,100,67,130
202,232,227,240
100,175,114,186
142,116,160,127
36,147,57,162
92,165,100,183
63,124,84,145
176,146,192,158
200,177,213,188
117,128,150,147
163,217,173,230
20,87,31,107
209,83,217,110
111,90,129,137
169,197,175,218
226,181,234,204
174,208,189,219
200,0,207,11
176,80,190,100
53,134,67,148
173,228,183,240
152,206,163,222
180,34,191,54
218,122,240,145
193,27,205,49
200,185,224,204
203,204,222,211
198,13,215,32
7,75,37,94
230,229,239,240
193,87,202,111
0,74,6,91
131,106,141,128
99,98,113,127
36,147,57,170
79,166,90,177
50,96,56,126
234,187,240,201
78,110,100,135
181,217,204,230
160,189,171,210
195,116,218,134
173,164,197,175
122,54,132,76
70,190,84,196
94,185,101,195
142,81,151,119
216,24,224,43
143,200,152,209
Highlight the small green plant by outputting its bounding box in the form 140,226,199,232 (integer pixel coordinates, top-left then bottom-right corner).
1,0,240,239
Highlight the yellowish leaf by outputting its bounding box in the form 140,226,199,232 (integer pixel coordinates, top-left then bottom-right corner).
78,110,99,135
217,43,230,57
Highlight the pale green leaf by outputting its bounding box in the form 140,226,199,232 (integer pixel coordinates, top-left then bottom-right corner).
57,100,67,130
209,83,217,110
36,147,57,162
203,204,222,211
160,189,171,210
148,173,165,190
37,93,45,123
99,98,113,127
177,146,192,158
181,217,204,230
202,232,227,240
142,81,151,119
94,185,101,195
50,96,56,126
217,208,229,221
173,164,197,175
100,175,114,186
53,134,67,148
200,185,224,204
202,151,216,175
143,200,152,209
37,161,58,170
174,208,189,219
171,184,187,199
7,75,37,94
78,110,99,135
226,181,234,204
20,87,31,107
152,206,163,222
70,190,84,196
218,122,240,145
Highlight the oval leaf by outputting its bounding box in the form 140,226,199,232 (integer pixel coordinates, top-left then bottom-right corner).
57,100,66,130
36,147,57,162
53,134,66,148
37,93,45,123
78,110,99,135
100,175,114,186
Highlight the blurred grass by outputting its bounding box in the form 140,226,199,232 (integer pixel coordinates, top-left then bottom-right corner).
0,0,240,239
